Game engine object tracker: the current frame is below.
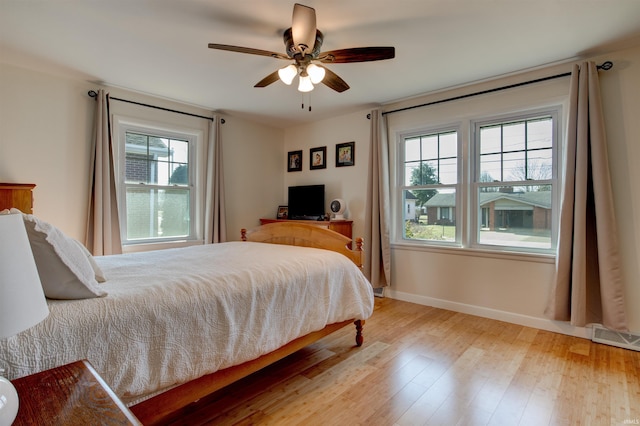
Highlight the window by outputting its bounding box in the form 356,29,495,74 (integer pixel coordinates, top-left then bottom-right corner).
118,123,197,245
401,129,459,243
398,108,559,255
473,113,556,251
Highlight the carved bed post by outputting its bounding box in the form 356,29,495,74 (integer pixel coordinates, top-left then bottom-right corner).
354,320,364,347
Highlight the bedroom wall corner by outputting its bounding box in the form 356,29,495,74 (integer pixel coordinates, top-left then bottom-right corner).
0,62,95,239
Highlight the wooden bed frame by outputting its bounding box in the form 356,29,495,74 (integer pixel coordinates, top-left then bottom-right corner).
130,222,367,425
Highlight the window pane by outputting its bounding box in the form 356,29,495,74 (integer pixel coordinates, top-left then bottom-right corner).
421,135,438,160
126,187,190,240
527,148,553,180
477,185,551,249
480,126,501,154
480,153,501,182
403,189,456,242
439,157,457,184
405,138,421,162
439,132,457,158
527,118,553,150
503,122,525,152
503,151,525,181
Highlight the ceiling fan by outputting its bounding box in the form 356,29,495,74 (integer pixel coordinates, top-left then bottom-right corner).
208,3,395,93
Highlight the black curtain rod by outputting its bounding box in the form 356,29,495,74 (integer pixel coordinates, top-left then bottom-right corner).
87,90,223,123
380,61,613,117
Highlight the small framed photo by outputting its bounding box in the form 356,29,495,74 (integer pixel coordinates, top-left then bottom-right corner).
276,205,288,219
287,150,302,172
310,146,327,170
336,142,355,167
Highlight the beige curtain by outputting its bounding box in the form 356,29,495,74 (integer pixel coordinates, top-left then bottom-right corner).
85,89,122,255
364,109,391,287
204,116,226,243
545,62,627,331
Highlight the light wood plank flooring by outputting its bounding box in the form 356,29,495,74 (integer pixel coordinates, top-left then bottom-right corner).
165,298,640,426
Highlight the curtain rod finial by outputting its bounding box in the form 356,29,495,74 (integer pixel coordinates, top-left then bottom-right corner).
88,90,98,98
599,61,613,71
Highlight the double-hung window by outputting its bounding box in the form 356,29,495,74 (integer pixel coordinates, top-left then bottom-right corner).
118,123,197,246
473,112,557,251
401,128,460,243
398,107,559,255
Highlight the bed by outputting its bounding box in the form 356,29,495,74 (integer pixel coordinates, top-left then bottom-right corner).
0,214,374,425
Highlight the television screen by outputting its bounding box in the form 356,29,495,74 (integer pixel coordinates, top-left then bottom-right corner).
288,185,325,220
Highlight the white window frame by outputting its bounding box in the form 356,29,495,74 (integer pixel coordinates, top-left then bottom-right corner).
114,117,200,249
397,125,462,247
470,108,560,254
394,106,561,258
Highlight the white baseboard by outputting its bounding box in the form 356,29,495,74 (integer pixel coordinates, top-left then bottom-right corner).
385,289,591,339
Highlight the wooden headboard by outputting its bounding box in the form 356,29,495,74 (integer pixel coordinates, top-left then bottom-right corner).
241,221,364,268
0,183,36,213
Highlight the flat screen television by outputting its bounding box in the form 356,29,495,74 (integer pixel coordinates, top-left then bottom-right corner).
287,184,325,220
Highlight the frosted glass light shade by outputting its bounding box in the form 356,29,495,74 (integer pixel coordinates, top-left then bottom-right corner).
0,375,19,426
307,64,325,84
0,213,49,339
298,75,314,92
278,64,297,85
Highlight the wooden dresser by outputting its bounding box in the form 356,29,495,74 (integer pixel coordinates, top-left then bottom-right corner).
0,183,35,213
260,218,353,240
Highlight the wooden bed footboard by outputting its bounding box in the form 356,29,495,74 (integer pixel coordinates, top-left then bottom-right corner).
131,319,365,425
130,222,368,425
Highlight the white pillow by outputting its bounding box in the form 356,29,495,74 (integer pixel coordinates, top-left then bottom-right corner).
13,209,107,299
73,239,107,283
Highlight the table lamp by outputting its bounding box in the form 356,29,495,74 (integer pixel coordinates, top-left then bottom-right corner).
0,213,49,426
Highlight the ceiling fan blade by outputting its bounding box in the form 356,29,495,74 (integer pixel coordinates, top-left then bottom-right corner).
254,70,281,88
318,47,395,63
291,3,316,53
321,67,349,93
208,43,289,60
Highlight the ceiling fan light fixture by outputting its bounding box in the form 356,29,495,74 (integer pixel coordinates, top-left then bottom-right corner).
298,74,314,92
278,64,297,85
307,63,325,84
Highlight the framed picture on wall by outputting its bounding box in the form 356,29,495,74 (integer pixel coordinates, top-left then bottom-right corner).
336,142,355,167
310,146,326,170
287,150,302,172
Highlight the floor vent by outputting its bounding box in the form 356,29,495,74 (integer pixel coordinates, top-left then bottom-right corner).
373,287,385,298
592,325,640,352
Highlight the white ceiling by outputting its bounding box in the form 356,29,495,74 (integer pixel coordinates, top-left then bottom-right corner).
2,1,640,128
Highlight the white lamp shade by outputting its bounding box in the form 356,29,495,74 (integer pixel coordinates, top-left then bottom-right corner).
306,64,325,84
278,64,297,85
298,75,314,92
0,213,49,339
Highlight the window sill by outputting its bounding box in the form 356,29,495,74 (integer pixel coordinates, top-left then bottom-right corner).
391,241,555,264
122,239,204,254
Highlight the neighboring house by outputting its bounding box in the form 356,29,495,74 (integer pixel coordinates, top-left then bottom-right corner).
424,190,552,229
404,191,417,222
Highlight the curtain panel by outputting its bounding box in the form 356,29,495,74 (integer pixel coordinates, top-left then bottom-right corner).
204,116,226,243
364,109,391,287
545,62,627,332
85,89,122,255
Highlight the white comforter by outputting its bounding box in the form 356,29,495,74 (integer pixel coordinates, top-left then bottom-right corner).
0,242,373,405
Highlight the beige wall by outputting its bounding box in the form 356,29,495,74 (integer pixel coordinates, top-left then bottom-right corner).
0,62,284,243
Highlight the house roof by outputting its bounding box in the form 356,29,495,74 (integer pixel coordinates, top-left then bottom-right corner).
424,191,552,209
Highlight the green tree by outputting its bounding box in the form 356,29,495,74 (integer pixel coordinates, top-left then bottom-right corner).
410,163,438,208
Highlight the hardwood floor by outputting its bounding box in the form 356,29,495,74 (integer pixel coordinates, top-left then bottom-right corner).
164,298,640,426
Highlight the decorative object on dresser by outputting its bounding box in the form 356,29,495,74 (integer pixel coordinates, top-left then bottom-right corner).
0,183,36,213
330,198,346,220
11,360,141,426
0,213,49,426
